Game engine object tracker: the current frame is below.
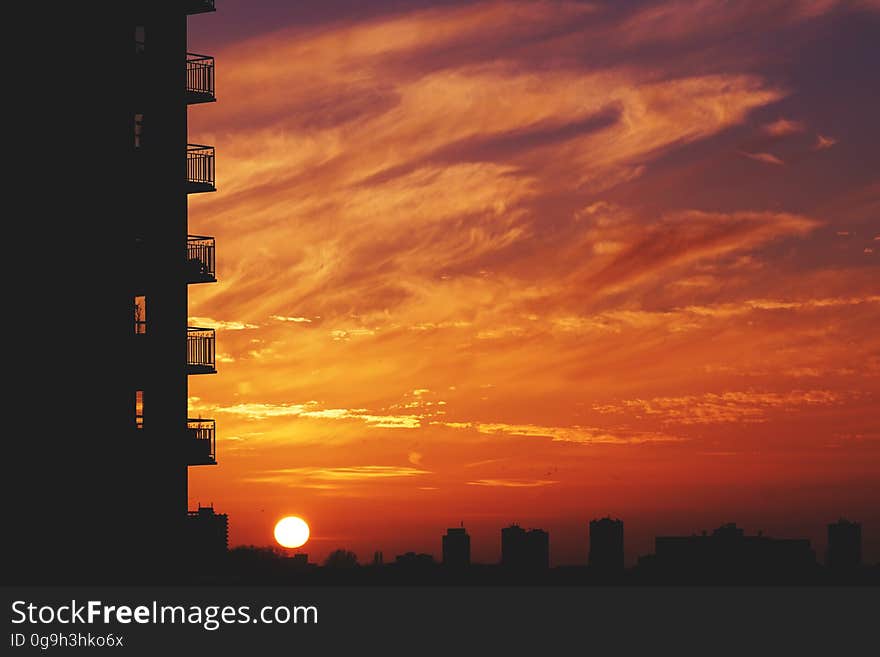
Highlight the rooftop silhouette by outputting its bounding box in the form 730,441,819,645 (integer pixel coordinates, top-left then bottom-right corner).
443,524,471,568
589,517,625,575
502,524,550,570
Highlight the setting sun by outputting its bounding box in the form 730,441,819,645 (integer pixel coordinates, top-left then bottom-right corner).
274,516,310,549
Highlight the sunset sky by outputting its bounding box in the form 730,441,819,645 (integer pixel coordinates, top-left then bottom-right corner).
185,0,879,566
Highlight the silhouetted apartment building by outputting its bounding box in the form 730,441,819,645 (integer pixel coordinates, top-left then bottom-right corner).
443,525,471,568
589,517,624,572
0,0,230,588
186,505,228,565
129,0,221,575
502,525,549,569
5,1,227,584
826,519,861,570
650,523,815,579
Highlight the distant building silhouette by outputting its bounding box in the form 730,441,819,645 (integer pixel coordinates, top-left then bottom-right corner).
589,517,624,572
394,552,435,568
324,549,359,569
443,525,471,568
286,553,310,570
186,505,228,566
826,519,861,570
649,523,815,580
502,524,549,569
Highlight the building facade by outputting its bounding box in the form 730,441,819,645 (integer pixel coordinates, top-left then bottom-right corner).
4,1,223,585
501,524,549,569
651,523,815,580
131,0,220,576
187,504,228,566
826,519,862,570
589,517,624,572
442,526,471,568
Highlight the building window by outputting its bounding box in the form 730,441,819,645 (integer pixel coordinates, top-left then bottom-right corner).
134,113,144,149
135,390,144,430
134,295,146,334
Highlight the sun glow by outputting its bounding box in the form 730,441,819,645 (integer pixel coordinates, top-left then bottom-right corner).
274,516,310,549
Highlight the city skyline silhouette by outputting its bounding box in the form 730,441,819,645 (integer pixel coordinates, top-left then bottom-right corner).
189,514,878,585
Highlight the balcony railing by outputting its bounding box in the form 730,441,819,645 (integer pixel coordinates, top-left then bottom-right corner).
186,53,215,104
186,235,216,283
134,47,214,103
187,418,216,465
187,327,216,374
185,0,215,15
133,236,216,287
187,144,215,193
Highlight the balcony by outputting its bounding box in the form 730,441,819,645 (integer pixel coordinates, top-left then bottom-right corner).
186,235,216,284
187,419,216,466
185,0,216,15
134,47,214,104
187,144,215,193
186,53,215,104
187,327,216,374
132,236,216,289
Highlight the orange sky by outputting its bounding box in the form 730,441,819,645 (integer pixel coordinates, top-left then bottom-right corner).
186,0,880,565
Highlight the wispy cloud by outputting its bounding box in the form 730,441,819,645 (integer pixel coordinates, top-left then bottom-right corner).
467,479,558,488
202,400,423,429
433,421,683,444
271,315,313,323
208,402,314,419
331,329,377,341
814,134,837,150
760,118,805,136
741,151,785,165
594,390,855,424
246,465,430,489
583,210,819,295
188,317,259,330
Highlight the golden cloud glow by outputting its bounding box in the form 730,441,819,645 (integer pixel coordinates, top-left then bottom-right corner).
594,390,854,424
185,0,880,564
433,421,684,444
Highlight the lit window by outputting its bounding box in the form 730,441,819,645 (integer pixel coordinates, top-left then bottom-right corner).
135,390,144,430
134,295,146,333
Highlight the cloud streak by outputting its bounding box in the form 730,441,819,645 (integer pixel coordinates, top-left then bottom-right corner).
594,390,856,424
741,151,785,165
246,466,430,489
467,479,559,488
